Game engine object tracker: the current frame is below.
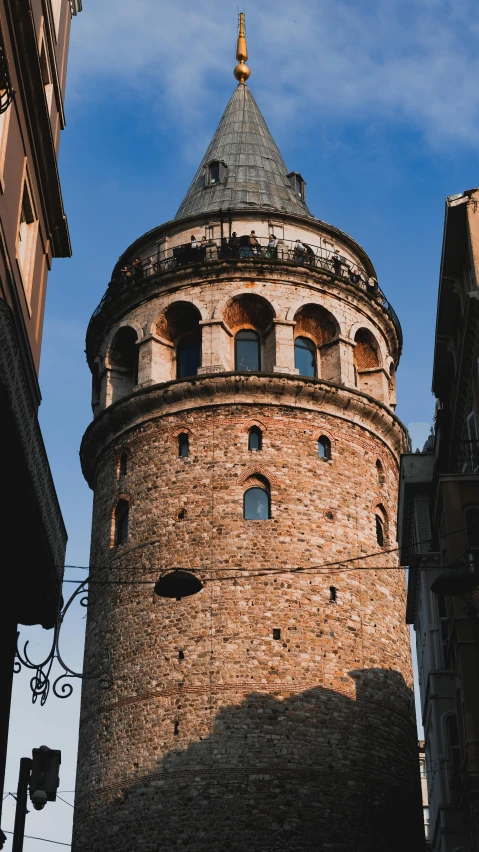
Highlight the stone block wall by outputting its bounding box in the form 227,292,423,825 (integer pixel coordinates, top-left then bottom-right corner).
72,389,424,852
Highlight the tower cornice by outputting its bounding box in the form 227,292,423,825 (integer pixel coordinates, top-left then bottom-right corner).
80,372,408,488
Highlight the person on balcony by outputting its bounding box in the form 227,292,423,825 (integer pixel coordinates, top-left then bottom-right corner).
294,240,307,263
349,266,361,286
229,232,239,257
267,234,277,258
190,235,197,249
332,249,342,276
199,235,207,260
249,230,261,256
133,258,143,281
220,237,229,258
120,265,132,283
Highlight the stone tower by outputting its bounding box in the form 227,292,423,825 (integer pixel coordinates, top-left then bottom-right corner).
72,23,423,852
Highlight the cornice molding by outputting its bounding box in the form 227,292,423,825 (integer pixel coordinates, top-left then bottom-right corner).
80,372,407,487
0,300,67,574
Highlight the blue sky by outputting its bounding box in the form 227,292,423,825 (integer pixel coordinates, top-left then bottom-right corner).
4,0,479,848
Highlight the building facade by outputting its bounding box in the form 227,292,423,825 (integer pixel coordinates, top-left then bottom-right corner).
399,187,479,850
72,24,424,852
0,0,81,846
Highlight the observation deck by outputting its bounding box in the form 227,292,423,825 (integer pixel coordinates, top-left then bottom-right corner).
86,234,402,361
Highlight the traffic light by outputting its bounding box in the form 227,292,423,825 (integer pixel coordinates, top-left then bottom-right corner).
29,746,61,805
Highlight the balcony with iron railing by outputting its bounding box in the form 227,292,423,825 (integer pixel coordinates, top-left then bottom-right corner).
448,441,479,475
88,235,402,352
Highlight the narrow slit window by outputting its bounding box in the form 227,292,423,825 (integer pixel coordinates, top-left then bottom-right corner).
375,514,384,547
329,586,337,603
273,628,281,640
376,459,385,485
178,433,190,458
115,500,129,546
119,452,128,477
248,426,262,451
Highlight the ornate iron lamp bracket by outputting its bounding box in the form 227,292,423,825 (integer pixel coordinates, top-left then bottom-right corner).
15,579,113,705
0,41,14,114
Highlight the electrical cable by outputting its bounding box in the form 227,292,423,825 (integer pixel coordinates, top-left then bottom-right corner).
57,524,468,578
56,795,74,809
1,830,70,846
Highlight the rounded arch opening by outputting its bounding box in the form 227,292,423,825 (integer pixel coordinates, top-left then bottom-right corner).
294,304,339,380
354,328,380,370
353,328,385,400
224,294,275,373
156,301,202,380
108,327,139,403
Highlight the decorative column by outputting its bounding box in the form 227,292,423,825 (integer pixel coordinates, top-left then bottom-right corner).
272,320,299,374
198,319,233,373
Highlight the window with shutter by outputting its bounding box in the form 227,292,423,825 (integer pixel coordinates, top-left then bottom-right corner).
413,496,432,554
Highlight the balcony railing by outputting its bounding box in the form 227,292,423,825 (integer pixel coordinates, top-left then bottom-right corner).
89,236,402,352
449,441,479,474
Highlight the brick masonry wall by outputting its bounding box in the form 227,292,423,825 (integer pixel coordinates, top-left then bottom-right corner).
72,399,424,852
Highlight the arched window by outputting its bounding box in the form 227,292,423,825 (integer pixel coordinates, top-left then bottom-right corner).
375,514,384,547
244,486,270,520
119,452,128,477
318,436,331,460
248,426,262,451
294,336,316,377
178,433,189,458
115,500,129,546
235,330,260,372
177,334,200,379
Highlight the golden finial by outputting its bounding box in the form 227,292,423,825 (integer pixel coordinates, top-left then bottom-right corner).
234,12,250,83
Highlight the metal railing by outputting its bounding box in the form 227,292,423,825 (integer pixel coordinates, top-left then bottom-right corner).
89,236,402,351
449,441,479,474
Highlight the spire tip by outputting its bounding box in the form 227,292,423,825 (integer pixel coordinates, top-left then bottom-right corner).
234,12,250,83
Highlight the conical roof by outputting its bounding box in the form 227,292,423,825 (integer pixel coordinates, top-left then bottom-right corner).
174,84,312,220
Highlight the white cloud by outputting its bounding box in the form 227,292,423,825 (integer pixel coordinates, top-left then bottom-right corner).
69,0,479,151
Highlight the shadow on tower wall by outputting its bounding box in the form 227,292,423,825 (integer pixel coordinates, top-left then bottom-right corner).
73,668,425,852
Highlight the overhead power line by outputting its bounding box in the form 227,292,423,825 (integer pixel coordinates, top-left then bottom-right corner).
2,830,70,846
